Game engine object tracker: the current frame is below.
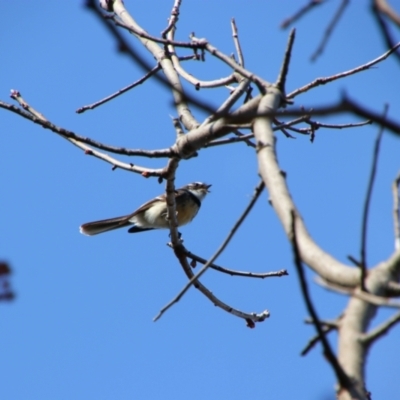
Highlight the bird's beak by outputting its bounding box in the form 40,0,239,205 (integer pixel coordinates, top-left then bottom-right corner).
206,184,212,192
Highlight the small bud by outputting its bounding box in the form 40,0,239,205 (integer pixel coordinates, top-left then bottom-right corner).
10,89,20,98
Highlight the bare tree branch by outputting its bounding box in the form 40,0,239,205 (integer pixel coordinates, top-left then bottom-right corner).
371,0,400,63
301,325,336,356
359,105,388,290
76,63,161,113
288,42,400,99
155,180,266,321
7,91,165,176
89,0,211,128
373,0,400,26
187,32,271,92
253,89,360,287
161,0,182,39
290,212,354,393
276,29,296,93
1,97,173,159
231,18,244,67
393,171,400,250
361,310,400,345
316,276,400,308
311,0,350,62
76,53,202,114
202,79,251,126
158,241,270,325
176,247,288,279
281,0,324,29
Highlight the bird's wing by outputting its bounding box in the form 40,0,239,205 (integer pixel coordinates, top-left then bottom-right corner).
125,188,190,219
125,193,167,219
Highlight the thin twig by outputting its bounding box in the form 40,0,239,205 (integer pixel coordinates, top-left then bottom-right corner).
86,0,215,122
301,325,336,356
154,180,265,321
359,105,387,290
178,248,288,279
207,117,312,148
202,79,251,126
112,16,206,49
281,0,324,29
8,91,165,176
308,120,372,129
371,1,400,64
189,33,271,92
208,117,373,148
231,129,256,147
288,42,400,99
290,211,352,390
161,0,182,38
205,132,255,148
75,55,202,113
231,18,244,67
76,64,161,113
234,95,400,137
276,29,296,93
158,244,270,325
3,97,173,158
347,255,361,267
304,316,341,328
311,0,350,62
316,276,400,308
360,310,400,345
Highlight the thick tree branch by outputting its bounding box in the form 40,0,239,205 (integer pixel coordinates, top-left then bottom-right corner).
252,90,360,286
393,171,400,250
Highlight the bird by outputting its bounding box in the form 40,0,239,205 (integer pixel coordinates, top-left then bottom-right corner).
79,182,211,236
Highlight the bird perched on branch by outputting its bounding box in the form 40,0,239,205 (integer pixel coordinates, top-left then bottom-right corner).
80,182,211,236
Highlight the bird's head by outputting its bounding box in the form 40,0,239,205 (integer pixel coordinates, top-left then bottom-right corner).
184,182,211,201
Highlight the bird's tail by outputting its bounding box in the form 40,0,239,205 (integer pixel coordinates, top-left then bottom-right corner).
80,215,132,236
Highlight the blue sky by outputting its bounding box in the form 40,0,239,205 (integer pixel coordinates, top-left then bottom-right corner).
1,1,399,399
